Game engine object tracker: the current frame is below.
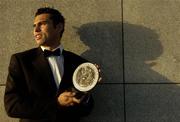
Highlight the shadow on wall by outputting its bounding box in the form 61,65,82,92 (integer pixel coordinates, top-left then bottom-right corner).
76,21,170,83
76,22,123,83
74,22,177,122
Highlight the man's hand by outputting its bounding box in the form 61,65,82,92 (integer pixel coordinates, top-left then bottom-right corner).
94,64,102,82
57,91,80,107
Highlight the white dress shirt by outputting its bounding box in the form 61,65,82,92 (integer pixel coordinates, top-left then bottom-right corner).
41,45,64,88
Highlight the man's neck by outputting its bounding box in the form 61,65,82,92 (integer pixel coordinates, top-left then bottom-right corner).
41,43,61,51
40,44,63,53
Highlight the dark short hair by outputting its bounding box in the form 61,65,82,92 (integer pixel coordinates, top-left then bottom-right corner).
35,7,65,37
35,7,65,27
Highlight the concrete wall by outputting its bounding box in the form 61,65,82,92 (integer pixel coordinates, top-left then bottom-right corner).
0,0,179,122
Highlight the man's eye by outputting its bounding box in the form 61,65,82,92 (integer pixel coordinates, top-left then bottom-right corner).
41,22,47,25
33,21,48,28
41,21,48,26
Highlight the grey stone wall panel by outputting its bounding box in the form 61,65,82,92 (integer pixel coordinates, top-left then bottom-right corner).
124,0,180,83
126,84,180,122
81,84,124,122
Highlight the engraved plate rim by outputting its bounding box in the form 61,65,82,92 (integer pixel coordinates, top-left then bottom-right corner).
73,62,99,92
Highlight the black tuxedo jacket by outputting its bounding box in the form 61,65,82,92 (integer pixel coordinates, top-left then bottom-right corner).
4,47,94,122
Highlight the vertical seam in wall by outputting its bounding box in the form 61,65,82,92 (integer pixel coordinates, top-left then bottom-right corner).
121,0,126,122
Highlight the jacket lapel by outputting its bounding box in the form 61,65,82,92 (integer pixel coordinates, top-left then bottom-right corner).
32,47,57,94
58,50,74,92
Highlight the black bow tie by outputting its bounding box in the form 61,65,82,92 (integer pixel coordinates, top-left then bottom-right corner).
44,48,61,57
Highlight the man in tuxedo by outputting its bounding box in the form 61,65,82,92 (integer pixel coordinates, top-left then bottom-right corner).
4,7,94,122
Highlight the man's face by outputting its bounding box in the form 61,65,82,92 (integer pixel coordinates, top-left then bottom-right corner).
33,14,61,46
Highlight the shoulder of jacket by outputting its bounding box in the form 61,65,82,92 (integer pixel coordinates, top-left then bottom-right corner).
14,47,38,55
63,50,77,55
63,50,82,58
63,50,88,62
11,47,39,59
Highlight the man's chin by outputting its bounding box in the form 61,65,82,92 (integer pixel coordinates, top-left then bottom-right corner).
35,40,45,46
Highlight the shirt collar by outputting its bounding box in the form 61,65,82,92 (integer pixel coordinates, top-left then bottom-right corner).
40,45,63,54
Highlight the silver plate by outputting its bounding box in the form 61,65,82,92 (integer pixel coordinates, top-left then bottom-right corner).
73,63,99,92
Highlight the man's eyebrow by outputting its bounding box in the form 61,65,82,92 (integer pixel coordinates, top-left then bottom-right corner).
33,20,48,27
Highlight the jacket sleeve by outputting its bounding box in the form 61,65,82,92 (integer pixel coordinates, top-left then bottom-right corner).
77,93,94,116
4,54,57,120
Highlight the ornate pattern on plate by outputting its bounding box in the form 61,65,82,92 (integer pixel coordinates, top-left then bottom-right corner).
75,65,95,87
73,63,99,92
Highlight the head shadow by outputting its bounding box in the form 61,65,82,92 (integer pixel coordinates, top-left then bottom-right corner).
75,22,176,122
75,21,170,83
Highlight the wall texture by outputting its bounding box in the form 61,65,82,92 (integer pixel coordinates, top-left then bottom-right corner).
0,0,179,122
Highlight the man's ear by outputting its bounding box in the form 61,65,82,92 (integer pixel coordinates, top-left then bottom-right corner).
56,23,64,32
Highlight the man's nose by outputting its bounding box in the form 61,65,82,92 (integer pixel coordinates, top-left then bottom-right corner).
34,25,41,32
